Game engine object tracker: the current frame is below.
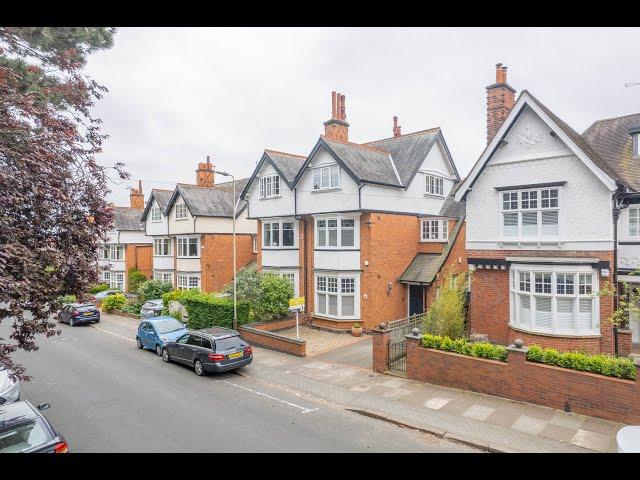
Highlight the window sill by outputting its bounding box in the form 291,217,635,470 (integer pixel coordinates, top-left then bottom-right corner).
312,187,342,193
314,248,359,251
419,239,448,243
312,314,360,322
262,247,298,250
509,324,600,338
175,218,188,221
424,193,445,199
177,256,201,260
259,195,282,200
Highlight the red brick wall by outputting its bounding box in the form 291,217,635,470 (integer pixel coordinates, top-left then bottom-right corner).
200,233,257,293
468,249,615,354
238,324,306,357
425,220,467,308
124,244,152,292
405,336,640,424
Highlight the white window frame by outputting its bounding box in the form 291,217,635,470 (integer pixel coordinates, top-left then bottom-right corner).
259,175,281,199
110,272,124,290
314,273,359,320
153,238,172,257
177,236,200,258
313,164,340,191
509,264,599,336
175,203,188,221
99,246,110,260
101,270,111,284
420,219,448,242
500,187,560,240
153,271,174,285
315,216,358,249
630,207,640,238
252,236,258,254
176,273,200,291
425,174,444,197
110,245,124,261
263,219,296,249
151,207,163,223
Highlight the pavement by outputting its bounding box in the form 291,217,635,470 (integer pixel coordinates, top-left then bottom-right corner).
1,314,474,453
12,312,624,452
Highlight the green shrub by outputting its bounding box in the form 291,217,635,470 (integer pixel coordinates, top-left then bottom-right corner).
57,294,77,304
423,267,467,339
121,303,143,315
223,263,262,304
526,344,637,380
179,291,250,330
256,274,294,320
128,269,147,293
420,334,507,362
162,289,185,308
89,283,110,294
101,293,127,311
137,279,174,303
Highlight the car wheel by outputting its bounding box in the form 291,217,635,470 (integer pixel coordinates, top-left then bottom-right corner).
162,348,170,363
194,359,206,376
155,344,163,356
69,317,75,327
94,317,100,323
136,337,143,349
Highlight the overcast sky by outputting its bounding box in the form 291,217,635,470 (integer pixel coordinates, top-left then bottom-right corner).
85,27,640,206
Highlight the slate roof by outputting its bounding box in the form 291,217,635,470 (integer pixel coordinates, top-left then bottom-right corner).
264,150,306,185
582,113,640,192
398,216,465,284
112,206,145,231
438,188,466,218
151,189,173,213
168,179,249,218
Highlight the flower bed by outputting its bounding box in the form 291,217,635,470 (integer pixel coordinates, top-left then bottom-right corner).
421,334,508,362
526,344,636,380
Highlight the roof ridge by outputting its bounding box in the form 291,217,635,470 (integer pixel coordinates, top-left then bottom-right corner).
362,127,441,145
320,135,389,154
588,112,640,126
265,149,306,159
152,188,174,192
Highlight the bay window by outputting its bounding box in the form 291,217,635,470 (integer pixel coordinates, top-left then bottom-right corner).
501,188,559,239
421,219,448,241
313,165,340,190
177,237,199,257
316,217,357,248
99,246,110,260
110,245,124,261
630,207,640,238
425,174,444,196
263,220,295,248
153,238,172,256
153,271,174,285
177,273,200,291
101,270,111,284
315,274,358,319
111,272,124,290
260,175,280,198
510,265,599,336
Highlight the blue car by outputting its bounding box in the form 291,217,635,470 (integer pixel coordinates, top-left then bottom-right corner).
136,316,188,356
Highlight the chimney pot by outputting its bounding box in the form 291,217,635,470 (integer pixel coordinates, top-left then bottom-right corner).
487,63,516,144
340,94,346,120
393,116,402,137
324,90,349,142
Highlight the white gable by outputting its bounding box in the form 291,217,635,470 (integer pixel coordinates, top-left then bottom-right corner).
418,139,456,179
245,156,297,219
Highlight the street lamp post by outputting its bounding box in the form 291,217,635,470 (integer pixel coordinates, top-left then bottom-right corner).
215,169,237,331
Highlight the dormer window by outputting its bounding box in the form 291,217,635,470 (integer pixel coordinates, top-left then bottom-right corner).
151,207,162,222
260,175,280,198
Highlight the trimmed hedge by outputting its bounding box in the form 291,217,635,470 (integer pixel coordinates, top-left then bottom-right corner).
177,290,250,330
526,345,637,380
421,334,508,362
102,293,127,311
89,283,110,294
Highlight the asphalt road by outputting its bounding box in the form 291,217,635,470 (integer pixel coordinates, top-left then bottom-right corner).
1,319,469,452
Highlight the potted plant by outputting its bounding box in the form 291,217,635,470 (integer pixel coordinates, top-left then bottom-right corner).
351,322,362,337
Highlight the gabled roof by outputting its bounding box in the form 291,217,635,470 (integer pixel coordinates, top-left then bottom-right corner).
112,206,145,231
583,113,640,192
166,180,249,219
240,149,305,200
455,90,620,202
438,188,466,218
140,188,174,222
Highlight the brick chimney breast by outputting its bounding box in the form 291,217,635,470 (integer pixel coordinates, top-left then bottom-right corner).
393,116,401,137
196,155,215,187
129,179,144,209
486,63,516,145
324,90,350,142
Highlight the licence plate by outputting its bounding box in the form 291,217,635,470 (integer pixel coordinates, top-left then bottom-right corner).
227,352,243,359
83,312,94,316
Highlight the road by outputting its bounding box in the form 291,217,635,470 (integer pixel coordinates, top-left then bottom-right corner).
1,318,471,452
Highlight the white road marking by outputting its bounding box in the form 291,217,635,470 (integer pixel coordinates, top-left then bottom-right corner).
218,379,319,414
90,324,136,343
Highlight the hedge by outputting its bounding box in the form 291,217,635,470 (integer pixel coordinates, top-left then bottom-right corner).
89,283,110,294
177,290,250,330
102,293,127,311
526,345,637,380
421,334,508,362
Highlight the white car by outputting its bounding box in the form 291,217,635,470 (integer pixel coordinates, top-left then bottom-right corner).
0,365,20,405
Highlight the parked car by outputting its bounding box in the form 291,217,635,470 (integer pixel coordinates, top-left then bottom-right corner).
140,299,164,318
0,401,68,453
136,316,188,356
162,327,253,376
0,365,20,405
90,289,122,302
58,303,100,326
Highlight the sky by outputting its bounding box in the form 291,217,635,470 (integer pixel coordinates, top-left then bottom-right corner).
84,27,640,206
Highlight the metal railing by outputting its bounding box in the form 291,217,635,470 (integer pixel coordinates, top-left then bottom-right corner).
387,313,426,372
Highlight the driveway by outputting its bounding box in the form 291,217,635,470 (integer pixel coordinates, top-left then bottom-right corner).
314,335,373,369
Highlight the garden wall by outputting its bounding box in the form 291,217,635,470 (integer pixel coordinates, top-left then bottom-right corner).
403,334,640,424
239,316,307,357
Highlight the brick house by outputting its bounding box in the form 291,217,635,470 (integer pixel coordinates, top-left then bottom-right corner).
241,91,467,331
153,157,257,292
455,64,640,354
98,180,153,292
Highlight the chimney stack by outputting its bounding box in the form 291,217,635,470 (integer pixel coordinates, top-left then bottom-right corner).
393,116,402,137
324,90,349,142
196,155,215,187
486,63,516,144
129,180,144,209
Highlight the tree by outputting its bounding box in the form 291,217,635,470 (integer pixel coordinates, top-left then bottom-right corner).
222,262,262,304
423,266,468,339
0,28,125,379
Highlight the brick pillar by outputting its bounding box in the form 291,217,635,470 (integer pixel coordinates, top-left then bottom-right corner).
371,325,391,373
405,333,421,380
618,329,633,358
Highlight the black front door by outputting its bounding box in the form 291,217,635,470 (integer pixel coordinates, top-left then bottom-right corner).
409,285,424,316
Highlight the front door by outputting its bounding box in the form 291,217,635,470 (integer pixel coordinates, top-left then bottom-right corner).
409,285,425,316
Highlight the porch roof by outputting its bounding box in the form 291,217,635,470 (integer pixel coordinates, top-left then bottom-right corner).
398,253,442,285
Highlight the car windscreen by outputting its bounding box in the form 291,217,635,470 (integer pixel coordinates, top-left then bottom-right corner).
0,419,53,453
153,319,184,334
76,305,96,312
215,336,247,352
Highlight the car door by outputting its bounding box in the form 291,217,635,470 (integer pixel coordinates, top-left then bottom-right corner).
170,334,191,364
138,322,149,347
184,334,202,365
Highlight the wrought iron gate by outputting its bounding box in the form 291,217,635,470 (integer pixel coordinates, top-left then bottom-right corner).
387,314,425,372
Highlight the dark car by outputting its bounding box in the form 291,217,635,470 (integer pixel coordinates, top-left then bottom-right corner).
162,327,253,376
0,401,68,453
58,303,100,326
